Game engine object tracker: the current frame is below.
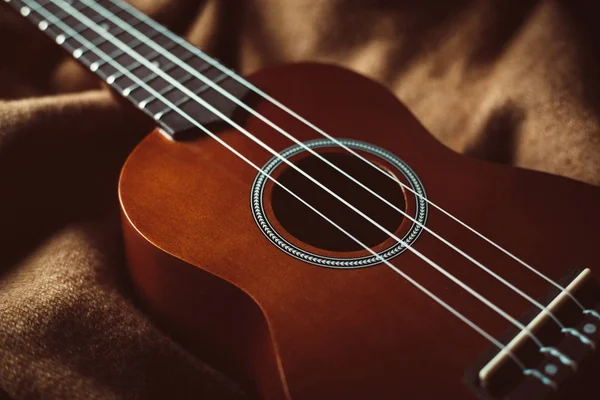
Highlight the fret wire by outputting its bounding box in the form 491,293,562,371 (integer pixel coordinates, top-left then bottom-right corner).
95,0,146,28
22,9,118,57
97,1,244,88
76,0,270,140
154,72,228,118
35,1,209,111
44,7,68,20
129,28,162,41
72,19,121,34
46,7,143,38
158,40,178,51
10,0,167,87
52,2,555,364
26,5,500,370
157,47,196,64
7,2,550,372
72,15,137,35
114,39,181,77
102,1,135,18
16,0,222,132
137,66,186,107
102,46,125,58
130,71,194,100
93,40,143,70
70,23,153,53
108,60,145,82
90,35,108,46
174,73,228,107
123,38,142,50
70,37,107,66
141,65,169,82
128,48,199,103
111,55,177,84
116,62,148,82
147,53,194,75
61,0,81,8
137,55,211,107
41,5,528,368
129,17,145,28
13,1,126,89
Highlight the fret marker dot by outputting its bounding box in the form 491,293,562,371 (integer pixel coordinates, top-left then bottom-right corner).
56,34,66,44
544,364,558,376
38,21,48,31
73,49,83,59
90,62,99,72
107,76,116,84
20,7,30,16
584,323,597,334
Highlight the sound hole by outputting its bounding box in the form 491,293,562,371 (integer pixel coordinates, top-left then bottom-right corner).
271,152,406,252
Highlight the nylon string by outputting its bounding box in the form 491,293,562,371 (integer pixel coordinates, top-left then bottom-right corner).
66,0,575,351
106,0,587,312
17,0,580,381
41,0,575,368
86,0,586,328
94,0,569,331
20,0,537,376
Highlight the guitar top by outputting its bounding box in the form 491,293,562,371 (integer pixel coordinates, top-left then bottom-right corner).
6,0,600,398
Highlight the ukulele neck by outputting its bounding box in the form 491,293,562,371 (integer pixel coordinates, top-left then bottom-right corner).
7,0,249,139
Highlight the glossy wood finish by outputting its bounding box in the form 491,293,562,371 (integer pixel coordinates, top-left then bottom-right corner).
119,63,600,399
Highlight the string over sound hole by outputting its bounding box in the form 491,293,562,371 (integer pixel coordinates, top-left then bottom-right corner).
251,138,427,268
271,152,406,252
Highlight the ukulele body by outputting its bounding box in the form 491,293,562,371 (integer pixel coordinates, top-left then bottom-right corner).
118,63,600,399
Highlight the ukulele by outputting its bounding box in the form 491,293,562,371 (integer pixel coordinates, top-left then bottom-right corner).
7,0,600,399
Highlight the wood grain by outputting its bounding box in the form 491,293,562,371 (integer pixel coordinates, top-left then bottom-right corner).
119,63,600,399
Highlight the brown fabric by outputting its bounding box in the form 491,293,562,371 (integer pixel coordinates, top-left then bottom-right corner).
1,1,600,399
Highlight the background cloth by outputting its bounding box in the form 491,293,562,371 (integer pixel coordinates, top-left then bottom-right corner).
1,0,600,399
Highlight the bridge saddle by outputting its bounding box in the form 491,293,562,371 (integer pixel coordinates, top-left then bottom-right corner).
466,268,600,400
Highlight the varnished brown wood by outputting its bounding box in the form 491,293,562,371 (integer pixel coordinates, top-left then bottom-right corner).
119,63,600,399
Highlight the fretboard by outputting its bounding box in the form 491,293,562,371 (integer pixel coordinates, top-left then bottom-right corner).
5,0,249,139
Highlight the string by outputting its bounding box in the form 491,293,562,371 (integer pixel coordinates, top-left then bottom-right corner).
106,0,588,312
33,0,588,373
83,0,584,334
72,0,582,349
18,0,535,377
13,0,579,378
